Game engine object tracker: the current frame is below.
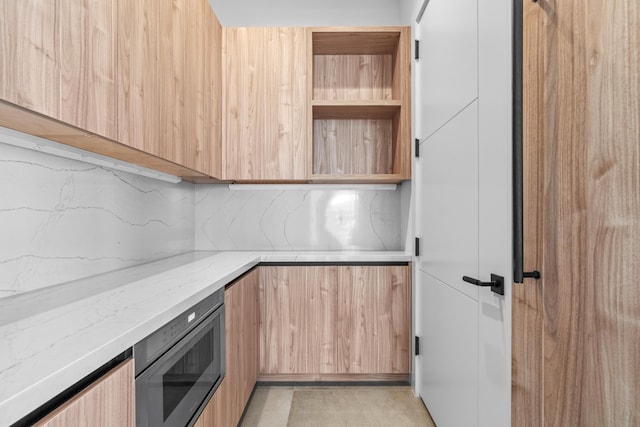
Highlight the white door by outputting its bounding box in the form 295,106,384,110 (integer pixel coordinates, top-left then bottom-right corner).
414,0,513,426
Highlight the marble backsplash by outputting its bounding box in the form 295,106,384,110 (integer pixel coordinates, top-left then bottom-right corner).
0,138,195,299
195,185,402,251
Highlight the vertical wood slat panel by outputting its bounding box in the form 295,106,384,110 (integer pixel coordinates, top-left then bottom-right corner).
542,1,599,425
512,1,545,426
583,0,640,424
516,0,640,425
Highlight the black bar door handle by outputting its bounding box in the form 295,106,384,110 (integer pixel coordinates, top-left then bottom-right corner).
462,274,505,296
523,271,541,279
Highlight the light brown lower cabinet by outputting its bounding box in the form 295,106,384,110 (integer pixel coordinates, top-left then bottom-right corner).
259,265,411,380
34,359,134,427
194,268,260,427
197,264,410,424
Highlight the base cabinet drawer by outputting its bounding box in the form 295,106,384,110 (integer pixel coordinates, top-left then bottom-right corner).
34,359,134,427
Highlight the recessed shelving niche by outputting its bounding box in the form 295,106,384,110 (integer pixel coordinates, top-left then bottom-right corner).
309,28,411,182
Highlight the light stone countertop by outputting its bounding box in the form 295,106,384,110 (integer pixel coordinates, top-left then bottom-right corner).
0,250,411,426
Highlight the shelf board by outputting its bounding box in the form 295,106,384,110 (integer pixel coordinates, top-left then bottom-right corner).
309,173,409,184
312,101,401,120
311,29,402,55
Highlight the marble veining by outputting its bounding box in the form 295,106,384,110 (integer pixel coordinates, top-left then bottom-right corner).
0,252,260,426
0,250,410,426
195,185,402,251
0,140,195,298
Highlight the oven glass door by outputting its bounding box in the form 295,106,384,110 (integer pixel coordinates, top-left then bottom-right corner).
137,307,223,427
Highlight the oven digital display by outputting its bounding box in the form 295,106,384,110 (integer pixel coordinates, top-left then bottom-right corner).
162,326,215,421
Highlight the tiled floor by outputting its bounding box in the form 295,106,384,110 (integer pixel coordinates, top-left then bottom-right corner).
240,386,436,427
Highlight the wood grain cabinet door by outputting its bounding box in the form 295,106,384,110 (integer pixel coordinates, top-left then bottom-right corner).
0,0,116,140
34,359,134,427
223,27,308,181
259,265,411,379
337,265,411,374
194,269,260,427
117,0,222,177
203,2,223,178
117,0,184,161
58,0,116,140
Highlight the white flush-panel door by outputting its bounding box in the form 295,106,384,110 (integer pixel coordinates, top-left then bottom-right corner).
420,271,478,427
414,0,512,426
417,0,478,140
419,101,479,301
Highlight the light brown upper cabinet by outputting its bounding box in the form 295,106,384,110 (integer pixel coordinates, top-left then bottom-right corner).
0,0,116,140
223,26,411,183
223,27,309,181
117,0,222,179
310,27,412,182
1,7,409,183
117,0,186,166
183,0,223,178
203,3,223,178
0,0,218,181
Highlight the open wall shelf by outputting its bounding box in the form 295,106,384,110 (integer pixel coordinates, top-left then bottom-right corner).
308,27,411,182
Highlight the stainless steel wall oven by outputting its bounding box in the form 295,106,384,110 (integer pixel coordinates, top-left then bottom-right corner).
134,289,225,427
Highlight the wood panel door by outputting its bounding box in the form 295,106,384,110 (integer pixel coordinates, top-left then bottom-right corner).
34,359,134,427
223,27,308,181
512,0,640,426
417,0,478,140
415,0,514,426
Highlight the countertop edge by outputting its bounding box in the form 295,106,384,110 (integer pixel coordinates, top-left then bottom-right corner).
0,250,411,426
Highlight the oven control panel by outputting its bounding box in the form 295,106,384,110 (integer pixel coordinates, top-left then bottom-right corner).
133,288,223,375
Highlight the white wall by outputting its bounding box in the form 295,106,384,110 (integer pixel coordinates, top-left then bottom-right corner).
0,129,195,299
209,0,407,26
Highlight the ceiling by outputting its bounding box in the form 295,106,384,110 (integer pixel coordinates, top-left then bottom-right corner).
208,0,407,27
